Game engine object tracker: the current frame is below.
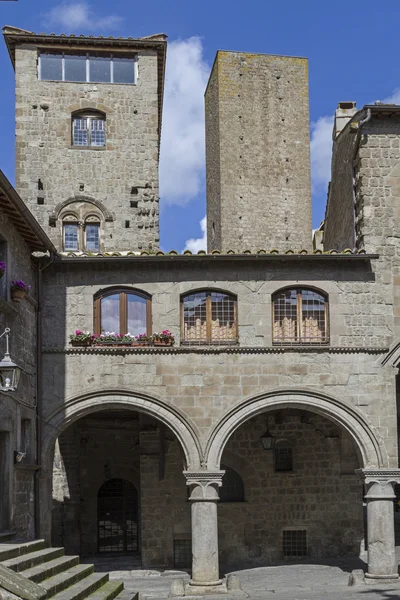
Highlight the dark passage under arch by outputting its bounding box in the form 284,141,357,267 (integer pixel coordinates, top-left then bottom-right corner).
98,478,139,553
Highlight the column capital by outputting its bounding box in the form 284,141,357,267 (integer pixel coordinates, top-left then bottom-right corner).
357,468,400,499
184,470,225,501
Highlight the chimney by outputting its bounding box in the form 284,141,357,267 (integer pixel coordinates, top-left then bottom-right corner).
333,101,357,139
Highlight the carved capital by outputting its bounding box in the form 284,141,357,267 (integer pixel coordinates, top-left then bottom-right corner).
357,468,400,500
184,470,225,501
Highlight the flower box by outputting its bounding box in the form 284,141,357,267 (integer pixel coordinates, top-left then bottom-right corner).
10,279,31,303
71,339,92,347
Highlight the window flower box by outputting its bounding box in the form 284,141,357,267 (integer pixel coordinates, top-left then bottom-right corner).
10,280,31,303
152,330,175,346
69,330,92,346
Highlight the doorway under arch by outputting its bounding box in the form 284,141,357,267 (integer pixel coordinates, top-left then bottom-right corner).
98,478,139,554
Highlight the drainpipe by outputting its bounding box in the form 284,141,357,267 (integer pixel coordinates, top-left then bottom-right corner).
34,252,54,540
351,108,372,251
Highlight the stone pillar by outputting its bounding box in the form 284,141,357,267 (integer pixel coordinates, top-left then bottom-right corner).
358,469,400,583
184,471,225,593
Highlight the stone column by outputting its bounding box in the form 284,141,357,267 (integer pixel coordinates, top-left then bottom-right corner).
358,469,400,583
184,470,225,593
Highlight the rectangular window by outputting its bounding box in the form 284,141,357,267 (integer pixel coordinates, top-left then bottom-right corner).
64,54,87,82
63,223,79,251
182,291,237,345
39,52,136,84
274,447,293,472
40,52,63,80
73,118,89,146
173,539,191,568
283,530,307,557
90,119,105,146
86,223,100,251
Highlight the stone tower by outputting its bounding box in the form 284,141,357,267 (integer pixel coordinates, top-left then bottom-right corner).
205,51,312,252
3,26,166,253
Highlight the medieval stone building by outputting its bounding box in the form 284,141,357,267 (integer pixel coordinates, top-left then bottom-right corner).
1,23,400,598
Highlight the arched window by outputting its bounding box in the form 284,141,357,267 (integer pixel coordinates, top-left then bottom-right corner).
272,288,329,345
181,290,237,345
274,440,294,472
72,110,106,147
84,215,100,251
62,214,79,251
94,288,151,336
220,464,245,502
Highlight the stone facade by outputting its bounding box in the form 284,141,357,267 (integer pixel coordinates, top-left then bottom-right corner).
3,24,400,591
205,51,312,252
7,28,165,252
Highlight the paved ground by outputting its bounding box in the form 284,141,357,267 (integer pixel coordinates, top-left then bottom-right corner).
82,555,400,599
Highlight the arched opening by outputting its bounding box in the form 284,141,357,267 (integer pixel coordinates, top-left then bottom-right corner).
45,393,201,568
98,478,139,554
216,408,364,569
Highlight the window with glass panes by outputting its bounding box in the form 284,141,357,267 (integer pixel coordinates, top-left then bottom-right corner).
85,223,100,251
94,289,151,336
181,291,237,345
272,288,329,345
63,223,79,251
39,51,136,84
72,113,105,147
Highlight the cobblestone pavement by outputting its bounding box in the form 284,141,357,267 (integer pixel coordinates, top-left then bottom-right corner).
83,556,400,600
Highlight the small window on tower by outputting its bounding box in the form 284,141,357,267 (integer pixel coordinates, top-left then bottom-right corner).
72,111,106,148
63,220,79,251
85,222,100,251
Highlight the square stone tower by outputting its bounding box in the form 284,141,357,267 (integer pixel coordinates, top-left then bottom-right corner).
3,26,166,253
205,51,312,252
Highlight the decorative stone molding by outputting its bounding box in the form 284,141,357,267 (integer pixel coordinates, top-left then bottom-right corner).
206,389,387,471
184,471,225,501
357,468,400,499
51,196,114,223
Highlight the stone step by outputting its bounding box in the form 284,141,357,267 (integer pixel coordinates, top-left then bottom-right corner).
0,539,47,562
23,554,81,583
2,546,64,572
40,563,95,597
114,591,139,600
50,573,109,600
86,581,125,600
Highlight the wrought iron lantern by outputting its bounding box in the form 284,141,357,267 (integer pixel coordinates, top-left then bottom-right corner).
0,328,22,392
260,416,275,450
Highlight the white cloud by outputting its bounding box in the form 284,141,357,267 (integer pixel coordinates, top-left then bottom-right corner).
44,2,123,31
310,115,333,194
184,216,207,252
382,89,400,104
159,37,209,205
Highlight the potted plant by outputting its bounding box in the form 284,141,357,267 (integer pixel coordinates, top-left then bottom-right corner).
10,280,31,303
92,332,119,345
70,330,92,347
134,333,151,346
0,262,5,279
153,330,175,346
119,334,136,345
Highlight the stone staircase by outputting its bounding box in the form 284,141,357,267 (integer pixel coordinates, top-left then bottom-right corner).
0,540,137,600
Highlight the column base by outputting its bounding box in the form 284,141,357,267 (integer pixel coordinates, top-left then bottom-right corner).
170,575,243,596
365,572,399,584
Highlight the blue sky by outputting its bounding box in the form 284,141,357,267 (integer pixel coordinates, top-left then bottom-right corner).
1,0,400,251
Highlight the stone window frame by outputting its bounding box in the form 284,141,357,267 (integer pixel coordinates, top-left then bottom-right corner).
71,109,106,149
271,286,330,346
180,289,238,346
61,208,103,252
93,286,152,336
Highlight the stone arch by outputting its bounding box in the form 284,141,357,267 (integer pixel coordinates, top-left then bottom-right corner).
39,389,201,541
51,195,114,223
205,389,387,470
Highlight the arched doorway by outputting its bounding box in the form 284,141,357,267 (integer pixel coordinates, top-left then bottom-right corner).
98,478,139,553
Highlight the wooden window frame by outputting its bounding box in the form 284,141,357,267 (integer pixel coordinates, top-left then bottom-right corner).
180,290,238,346
272,287,329,346
94,287,152,335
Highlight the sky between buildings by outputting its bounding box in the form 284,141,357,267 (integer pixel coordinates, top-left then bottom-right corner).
1,0,400,251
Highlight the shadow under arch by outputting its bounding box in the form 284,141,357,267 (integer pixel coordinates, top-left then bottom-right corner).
51,195,114,223
39,389,202,541
205,388,387,470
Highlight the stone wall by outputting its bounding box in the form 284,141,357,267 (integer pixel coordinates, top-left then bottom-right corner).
205,52,312,252
0,212,37,538
14,44,160,252
51,410,363,568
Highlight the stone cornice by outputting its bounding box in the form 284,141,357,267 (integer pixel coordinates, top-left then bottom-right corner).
43,346,388,356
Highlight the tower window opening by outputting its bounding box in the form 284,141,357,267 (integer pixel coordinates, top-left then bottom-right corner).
39,52,137,85
63,222,79,251
85,223,100,251
72,113,106,148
